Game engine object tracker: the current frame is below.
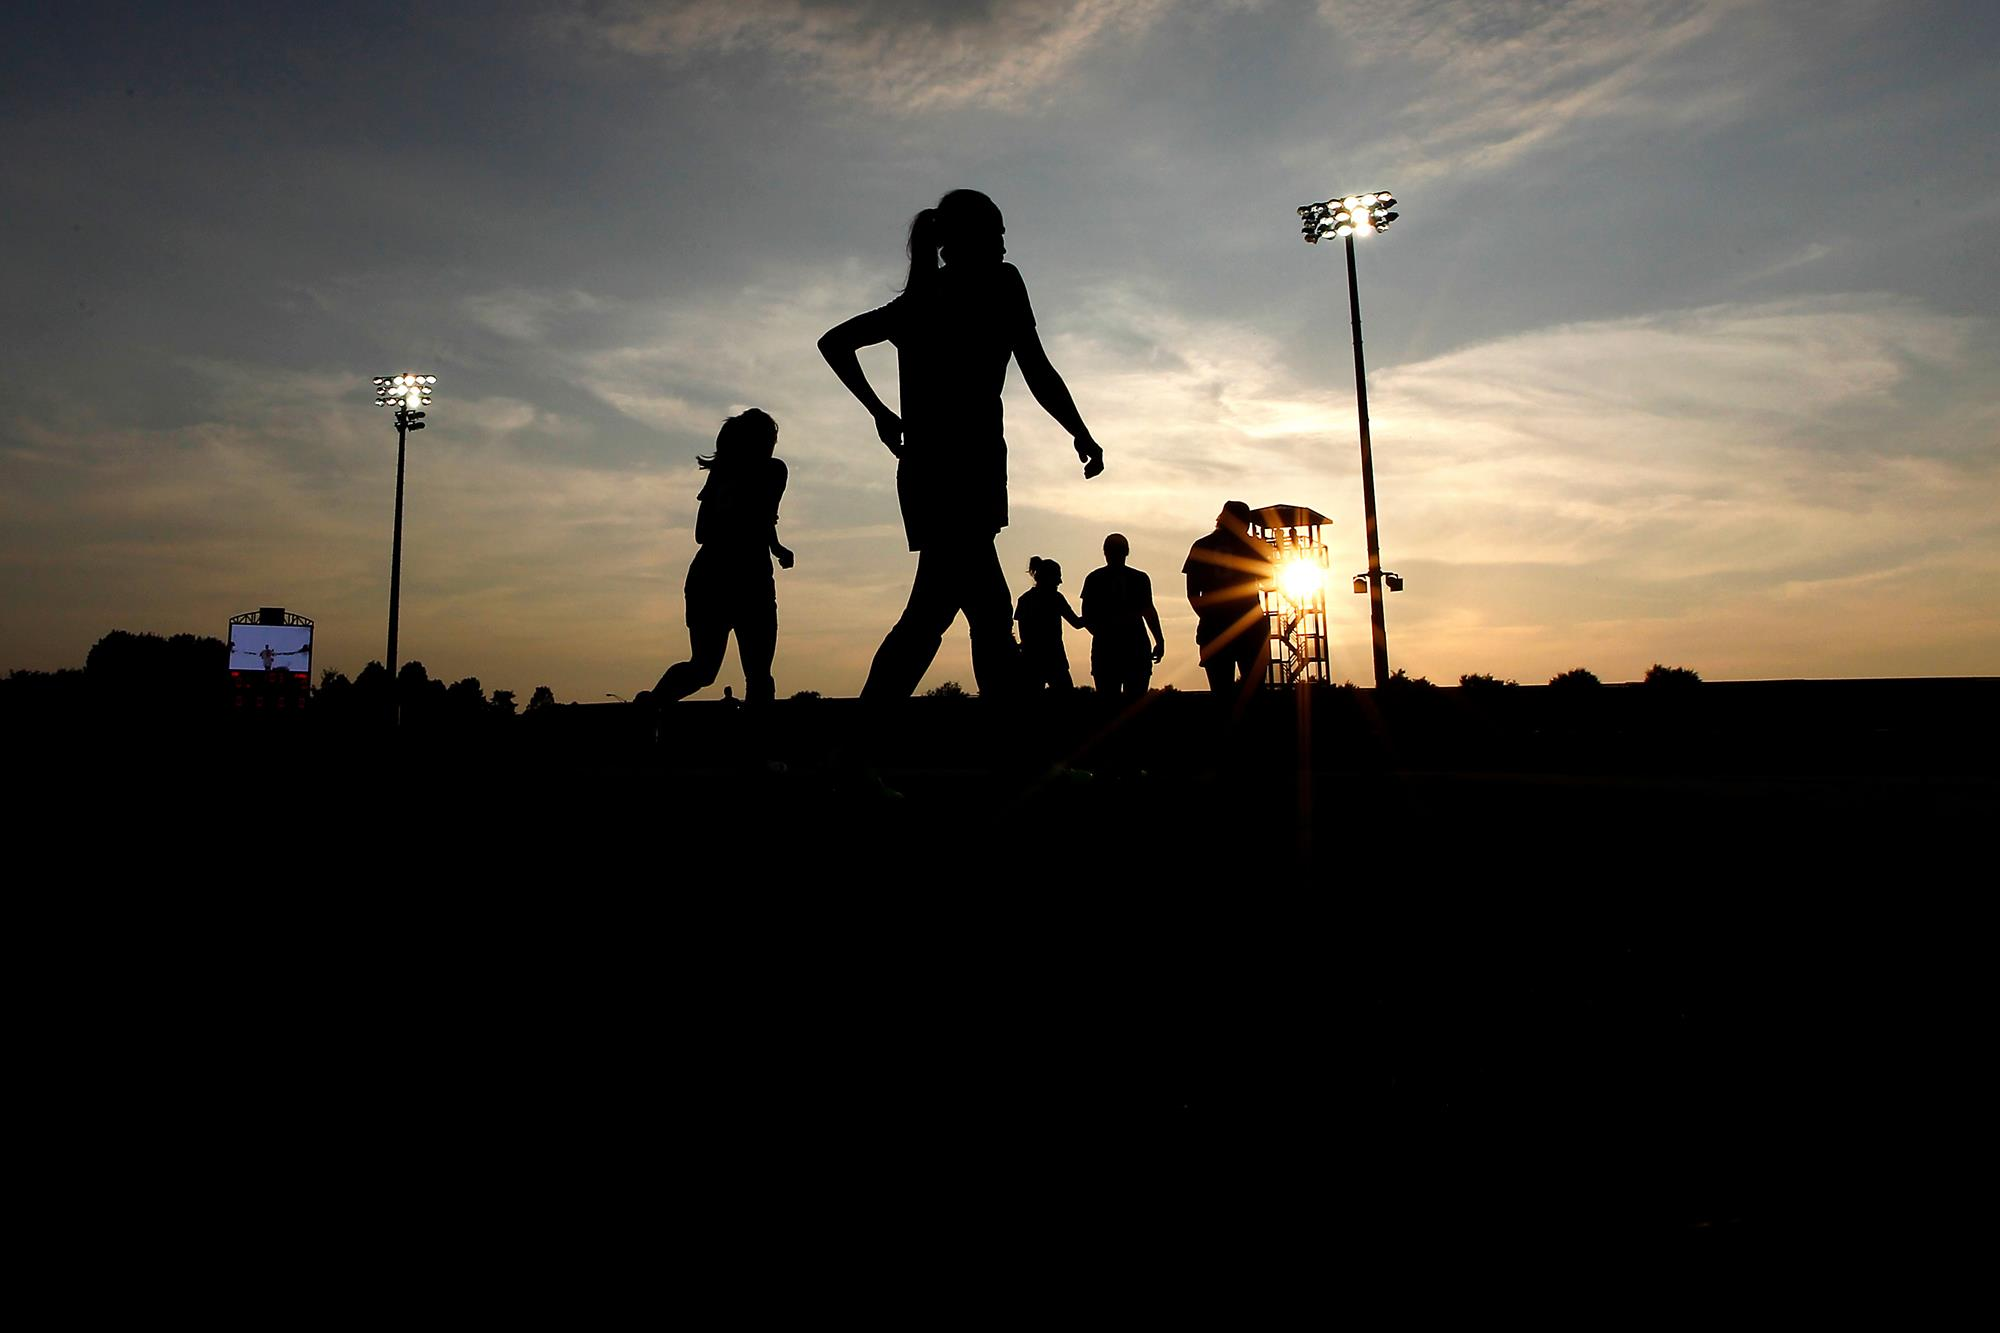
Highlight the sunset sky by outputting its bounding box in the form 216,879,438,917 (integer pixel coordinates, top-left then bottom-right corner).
5,0,1997,700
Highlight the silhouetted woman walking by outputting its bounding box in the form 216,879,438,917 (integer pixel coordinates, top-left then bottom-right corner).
818,188,1104,701
638,408,794,710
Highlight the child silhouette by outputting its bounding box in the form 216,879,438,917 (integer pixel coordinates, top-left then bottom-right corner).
1016,556,1085,692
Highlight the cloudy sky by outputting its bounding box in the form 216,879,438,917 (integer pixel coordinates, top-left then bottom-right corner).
5,0,1996,698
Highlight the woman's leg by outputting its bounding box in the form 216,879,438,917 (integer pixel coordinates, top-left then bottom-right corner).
960,540,1021,700
863,537,1020,700
656,622,730,701
736,597,778,705
862,546,964,702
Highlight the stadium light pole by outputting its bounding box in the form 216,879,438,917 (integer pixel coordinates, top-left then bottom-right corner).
372,373,436,705
1297,191,1402,688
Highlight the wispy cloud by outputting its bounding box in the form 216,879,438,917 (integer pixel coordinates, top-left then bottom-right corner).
570,0,1179,111
1318,0,1763,178
997,284,1999,680
1739,241,1835,284
463,289,611,342
564,260,902,481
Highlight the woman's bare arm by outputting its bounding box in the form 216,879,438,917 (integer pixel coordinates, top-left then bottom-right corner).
1014,328,1104,478
767,460,794,568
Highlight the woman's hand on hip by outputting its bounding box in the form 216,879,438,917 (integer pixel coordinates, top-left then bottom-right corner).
874,408,903,457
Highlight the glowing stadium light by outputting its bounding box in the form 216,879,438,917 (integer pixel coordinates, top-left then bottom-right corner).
1294,188,1404,686
374,372,437,409
368,372,441,716
1293,189,1399,248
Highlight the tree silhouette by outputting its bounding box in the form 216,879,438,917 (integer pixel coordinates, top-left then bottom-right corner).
396,661,447,720
525,685,558,714
354,661,391,701
489,689,517,717
1548,667,1602,689
0,667,87,725
446,676,485,713
85,629,228,715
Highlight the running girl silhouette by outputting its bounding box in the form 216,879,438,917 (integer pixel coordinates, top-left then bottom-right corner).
1016,556,1085,692
637,408,794,710
818,188,1105,701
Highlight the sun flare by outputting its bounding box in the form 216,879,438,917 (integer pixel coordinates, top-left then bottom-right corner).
1278,556,1325,604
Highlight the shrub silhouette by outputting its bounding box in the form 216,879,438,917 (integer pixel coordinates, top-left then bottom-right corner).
1548,667,1602,689
1458,672,1517,689
924,680,971,700
1643,663,1702,687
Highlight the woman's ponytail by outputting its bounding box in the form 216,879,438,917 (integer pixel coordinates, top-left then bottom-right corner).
903,207,943,294
900,192,1002,294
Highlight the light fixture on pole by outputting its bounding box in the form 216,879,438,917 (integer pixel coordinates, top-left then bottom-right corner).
372,372,437,709
1297,190,1403,688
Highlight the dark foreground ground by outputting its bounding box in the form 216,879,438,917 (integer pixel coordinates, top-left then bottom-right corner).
14,677,1994,1294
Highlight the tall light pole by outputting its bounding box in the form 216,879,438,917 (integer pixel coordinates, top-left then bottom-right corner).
372,373,436,701
1298,191,1403,688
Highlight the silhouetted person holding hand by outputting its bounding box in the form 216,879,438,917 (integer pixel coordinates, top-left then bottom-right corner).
818,188,1105,702
1184,500,1274,702
637,409,794,710
1016,556,1084,693
1082,533,1164,703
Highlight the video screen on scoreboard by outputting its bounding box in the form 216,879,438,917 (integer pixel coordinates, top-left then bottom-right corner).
229,625,313,674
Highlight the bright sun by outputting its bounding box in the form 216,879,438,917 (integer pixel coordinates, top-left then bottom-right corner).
1278,556,1324,603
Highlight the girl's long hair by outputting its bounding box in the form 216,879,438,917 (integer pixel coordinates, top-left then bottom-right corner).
698,408,778,474
902,188,1003,296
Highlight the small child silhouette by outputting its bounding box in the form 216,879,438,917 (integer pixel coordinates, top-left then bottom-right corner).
1015,556,1085,692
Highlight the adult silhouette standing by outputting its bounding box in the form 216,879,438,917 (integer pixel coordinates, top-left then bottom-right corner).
637,408,794,710
1081,533,1164,704
1184,500,1274,702
818,189,1105,701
